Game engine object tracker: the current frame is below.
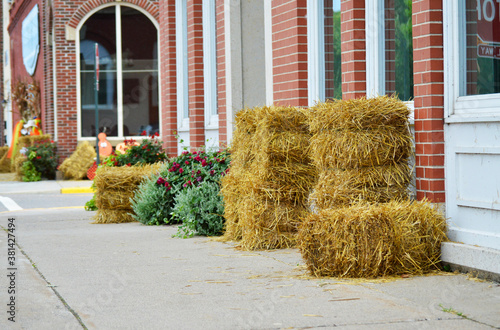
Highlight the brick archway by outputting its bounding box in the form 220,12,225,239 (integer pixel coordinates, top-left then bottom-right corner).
68,0,159,29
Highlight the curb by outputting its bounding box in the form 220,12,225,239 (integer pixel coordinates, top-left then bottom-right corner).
61,187,94,194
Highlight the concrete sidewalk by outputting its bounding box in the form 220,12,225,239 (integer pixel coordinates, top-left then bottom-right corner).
0,208,499,329
0,179,93,194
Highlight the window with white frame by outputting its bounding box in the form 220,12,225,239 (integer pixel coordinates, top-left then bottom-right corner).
445,0,500,115
175,0,189,125
463,0,500,96
79,5,159,138
203,0,218,127
308,0,342,105
366,0,413,101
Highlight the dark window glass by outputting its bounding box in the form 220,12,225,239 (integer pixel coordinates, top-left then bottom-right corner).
385,0,413,101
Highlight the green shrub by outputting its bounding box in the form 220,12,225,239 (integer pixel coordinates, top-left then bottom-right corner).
131,149,230,228
130,166,179,225
172,181,225,238
25,140,58,179
21,160,41,182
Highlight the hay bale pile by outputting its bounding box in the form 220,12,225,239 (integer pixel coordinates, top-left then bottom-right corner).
308,96,413,208
300,96,446,278
298,201,447,278
220,106,316,249
93,164,161,224
58,141,96,180
0,146,10,173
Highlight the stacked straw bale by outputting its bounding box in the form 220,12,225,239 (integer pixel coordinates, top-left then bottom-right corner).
300,96,447,278
308,96,413,208
0,146,10,173
58,141,96,180
220,106,316,249
298,200,447,278
93,164,161,224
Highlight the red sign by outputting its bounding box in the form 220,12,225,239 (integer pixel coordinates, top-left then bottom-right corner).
477,0,500,44
478,44,500,59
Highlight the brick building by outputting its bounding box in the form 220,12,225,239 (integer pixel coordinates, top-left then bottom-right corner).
5,0,500,276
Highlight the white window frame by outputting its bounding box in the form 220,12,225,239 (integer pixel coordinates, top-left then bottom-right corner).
203,0,218,129
307,0,325,106
176,0,189,130
76,3,160,141
365,0,414,122
444,0,500,123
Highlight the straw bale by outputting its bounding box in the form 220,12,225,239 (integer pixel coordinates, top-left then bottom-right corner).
0,147,11,173
308,96,411,133
219,172,245,241
92,164,161,224
0,146,7,159
309,164,411,209
95,190,136,210
239,193,309,250
58,141,96,180
254,131,311,163
93,209,135,224
298,200,447,278
310,126,413,168
14,154,27,180
17,135,51,149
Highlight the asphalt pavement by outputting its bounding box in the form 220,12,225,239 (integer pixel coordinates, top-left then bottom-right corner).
0,180,499,329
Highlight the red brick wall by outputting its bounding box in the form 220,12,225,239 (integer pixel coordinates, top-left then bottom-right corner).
340,0,366,99
216,0,227,147
42,0,55,138
159,0,178,156
272,0,308,107
187,0,205,149
412,0,445,203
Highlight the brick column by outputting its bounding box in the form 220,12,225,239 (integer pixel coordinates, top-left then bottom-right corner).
340,0,366,99
412,0,445,203
42,0,55,138
272,0,308,107
216,0,227,147
160,0,178,156
187,0,205,149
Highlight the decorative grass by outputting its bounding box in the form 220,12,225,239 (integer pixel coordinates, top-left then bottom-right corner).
298,200,447,278
58,141,96,180
93,164,161,224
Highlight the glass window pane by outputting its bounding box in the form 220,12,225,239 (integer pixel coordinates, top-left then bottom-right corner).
464,0,500,95
122,72,159,136
121,7,158,71
385,0,413,101
325,0,342,100
121,7,159,136
80,6,118,137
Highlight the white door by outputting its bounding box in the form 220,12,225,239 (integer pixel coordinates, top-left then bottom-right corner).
444,1,500,251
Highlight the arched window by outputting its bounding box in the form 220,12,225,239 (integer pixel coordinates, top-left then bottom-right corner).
79,5,159,138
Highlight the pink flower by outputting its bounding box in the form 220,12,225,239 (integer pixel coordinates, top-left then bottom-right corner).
179,168,184,174
185,161,190,165
157,177,165,185
201,159,207,167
